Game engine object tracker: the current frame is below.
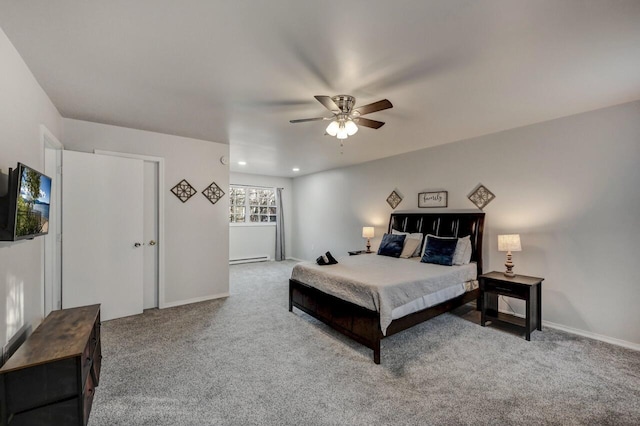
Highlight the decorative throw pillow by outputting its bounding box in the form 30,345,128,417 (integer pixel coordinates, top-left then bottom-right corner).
461,239,473,264
420,234,454,258
421,235,458,266
391,229,423,257
377,233,406,258
453,235,471,265
399,237,421,259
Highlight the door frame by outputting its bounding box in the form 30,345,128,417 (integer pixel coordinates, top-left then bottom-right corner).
40,125,63,316
94,150,166,309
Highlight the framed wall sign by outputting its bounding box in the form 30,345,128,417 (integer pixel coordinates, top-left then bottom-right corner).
418,191,448,208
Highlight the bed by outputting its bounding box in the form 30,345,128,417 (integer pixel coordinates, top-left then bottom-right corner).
289,212,485,364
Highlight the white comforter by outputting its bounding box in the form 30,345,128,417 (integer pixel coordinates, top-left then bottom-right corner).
291,254,477,335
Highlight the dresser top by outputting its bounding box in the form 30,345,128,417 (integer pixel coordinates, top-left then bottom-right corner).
0,304,100,373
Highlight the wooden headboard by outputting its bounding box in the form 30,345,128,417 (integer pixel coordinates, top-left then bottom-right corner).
388,212,485,275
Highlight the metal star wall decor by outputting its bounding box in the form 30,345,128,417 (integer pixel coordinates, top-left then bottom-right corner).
202,181,225,205
468,183,495,210
171,179,197,203
386,190,403,209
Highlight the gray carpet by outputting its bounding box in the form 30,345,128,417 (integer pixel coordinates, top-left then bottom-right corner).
89,260,640,425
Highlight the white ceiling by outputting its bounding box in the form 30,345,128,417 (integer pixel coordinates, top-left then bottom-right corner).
2,1,640,177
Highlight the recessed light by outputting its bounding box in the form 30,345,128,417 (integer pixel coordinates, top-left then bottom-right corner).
238,161,247,166
292,168,300,172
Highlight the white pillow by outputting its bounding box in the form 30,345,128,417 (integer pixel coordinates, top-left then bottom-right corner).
453,235,472,265
421,234,472,265
399,237,421,259
391,229,423,257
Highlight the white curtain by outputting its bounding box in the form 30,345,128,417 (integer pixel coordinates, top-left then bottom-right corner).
275,188,285,261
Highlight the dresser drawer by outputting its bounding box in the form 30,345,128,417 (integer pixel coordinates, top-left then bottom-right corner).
482,279,529,299
83,370,96,426
82,340,92,384
8,397,81,426
94,313,101,345
92,339,102,386
3,358,79,413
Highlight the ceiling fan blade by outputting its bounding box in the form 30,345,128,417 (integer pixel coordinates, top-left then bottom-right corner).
289,117,327,123
314,95,341,112
357,117,385,129
354,99,393,116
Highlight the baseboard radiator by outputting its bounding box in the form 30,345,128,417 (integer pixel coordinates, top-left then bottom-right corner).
229,255,270,265
1,323,32,367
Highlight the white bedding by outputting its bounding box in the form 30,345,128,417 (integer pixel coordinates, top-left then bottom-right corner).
291,254,477,335
391,279,478,320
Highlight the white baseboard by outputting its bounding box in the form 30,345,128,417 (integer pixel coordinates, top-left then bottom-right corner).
542,319,640,351
496,308,639,351
229,255,270,265
161,292,230,309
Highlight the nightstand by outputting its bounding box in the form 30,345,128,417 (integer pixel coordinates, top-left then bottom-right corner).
348,250,374,255
479,271,544,341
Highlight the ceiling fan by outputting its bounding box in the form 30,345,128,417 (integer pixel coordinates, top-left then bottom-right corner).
290,95,393,140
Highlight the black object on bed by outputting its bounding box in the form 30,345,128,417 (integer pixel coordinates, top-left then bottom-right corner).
289,212,485,364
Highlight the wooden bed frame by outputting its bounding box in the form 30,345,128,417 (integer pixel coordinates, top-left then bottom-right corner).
289,212,485,364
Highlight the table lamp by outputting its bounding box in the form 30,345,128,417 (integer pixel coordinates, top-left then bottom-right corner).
362,227,375,253
498,234,521,277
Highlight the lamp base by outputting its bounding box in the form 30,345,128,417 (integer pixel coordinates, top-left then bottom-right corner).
504,251,515,277
366,238,371,253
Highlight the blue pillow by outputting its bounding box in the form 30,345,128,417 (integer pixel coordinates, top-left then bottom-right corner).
421,236,457,266
377,233,406,258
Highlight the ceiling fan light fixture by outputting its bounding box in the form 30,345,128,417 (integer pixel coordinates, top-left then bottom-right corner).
326,120,340,136
345,120,358,136
292,95,392,144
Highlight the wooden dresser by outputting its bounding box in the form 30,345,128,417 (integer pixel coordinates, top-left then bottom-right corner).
0,304,102,426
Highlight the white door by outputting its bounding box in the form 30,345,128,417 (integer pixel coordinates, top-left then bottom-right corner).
143,161,159,309
62,150,144,321
43,146,62,315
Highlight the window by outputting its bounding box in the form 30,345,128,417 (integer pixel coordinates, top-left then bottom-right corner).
229,185,277,224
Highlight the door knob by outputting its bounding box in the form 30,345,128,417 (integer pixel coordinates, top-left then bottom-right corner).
134,242,142,248
148,240,157,246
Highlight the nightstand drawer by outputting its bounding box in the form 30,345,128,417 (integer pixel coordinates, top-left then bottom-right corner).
481,280,529,298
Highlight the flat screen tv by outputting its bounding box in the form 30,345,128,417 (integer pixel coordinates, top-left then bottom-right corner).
0,163,52,241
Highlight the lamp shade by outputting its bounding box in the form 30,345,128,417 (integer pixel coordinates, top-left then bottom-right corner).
345,120,358,136
326,121,339,136
498,234,522,252
362,227,375,238
336,122,348,139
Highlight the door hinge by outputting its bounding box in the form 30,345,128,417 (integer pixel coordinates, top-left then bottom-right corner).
57,165,62,175
57,233,62,243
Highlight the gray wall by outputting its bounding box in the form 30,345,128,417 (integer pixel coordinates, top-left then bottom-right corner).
63,119,230,306
292,100,640,346
229,172,293,261
0,27,63,347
